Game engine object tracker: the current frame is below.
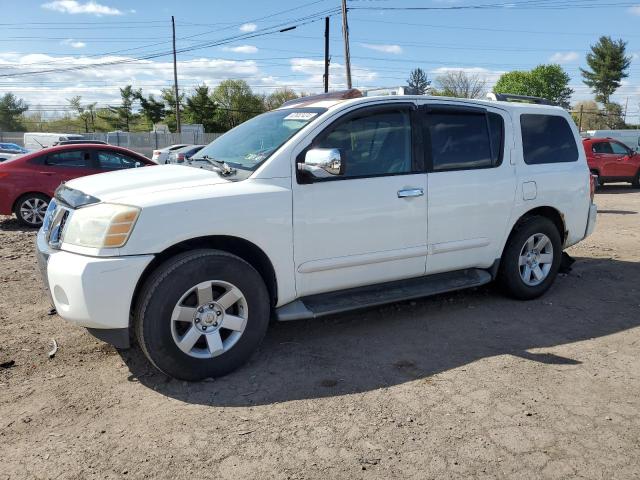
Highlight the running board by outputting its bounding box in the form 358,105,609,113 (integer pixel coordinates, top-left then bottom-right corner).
275,268,493,321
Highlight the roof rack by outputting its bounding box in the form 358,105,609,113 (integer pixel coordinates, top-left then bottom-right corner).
281,88,363,108
486,92,556,106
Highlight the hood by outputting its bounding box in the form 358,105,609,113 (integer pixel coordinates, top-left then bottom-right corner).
64,164,232,203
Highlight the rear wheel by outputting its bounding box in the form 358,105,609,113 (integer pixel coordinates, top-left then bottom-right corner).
499,216,562,300
632,170,640,187
14,193,50,228
135,249,270,381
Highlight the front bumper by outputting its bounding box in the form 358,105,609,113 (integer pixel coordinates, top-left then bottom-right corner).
36,229,154,333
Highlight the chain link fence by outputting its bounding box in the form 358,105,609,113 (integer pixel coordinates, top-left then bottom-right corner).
0,131,223,158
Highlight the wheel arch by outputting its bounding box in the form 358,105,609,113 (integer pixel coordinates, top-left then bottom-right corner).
504,206,567,254
130,235,278,320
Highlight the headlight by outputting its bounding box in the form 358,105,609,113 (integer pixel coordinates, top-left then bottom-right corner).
63,203,140,249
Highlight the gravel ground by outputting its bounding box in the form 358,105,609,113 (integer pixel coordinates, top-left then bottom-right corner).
1,186,639,480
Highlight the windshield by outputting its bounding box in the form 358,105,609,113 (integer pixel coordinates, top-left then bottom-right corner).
192,107,326,172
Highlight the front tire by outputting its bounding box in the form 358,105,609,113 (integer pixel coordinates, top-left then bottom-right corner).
632,170,640,187
134,249,270,381
498,216,562,300
14,193,50,228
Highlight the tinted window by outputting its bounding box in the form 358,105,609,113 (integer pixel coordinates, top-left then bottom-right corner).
97,151,141,170
425,110,503,171
46,150,87,167
315,109,412,177
592,142,613,154
521,114,578,165
610,142,629,155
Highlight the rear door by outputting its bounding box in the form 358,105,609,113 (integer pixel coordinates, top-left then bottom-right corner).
419,102,515,274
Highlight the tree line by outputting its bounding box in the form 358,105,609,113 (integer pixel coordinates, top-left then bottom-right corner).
0,80,300,133
0,35,634,133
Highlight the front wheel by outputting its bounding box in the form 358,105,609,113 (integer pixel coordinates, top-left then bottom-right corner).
632,170,640,187
134,249,270,381
498,216,562,300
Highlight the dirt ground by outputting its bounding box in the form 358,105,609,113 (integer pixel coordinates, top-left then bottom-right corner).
1,186,639,480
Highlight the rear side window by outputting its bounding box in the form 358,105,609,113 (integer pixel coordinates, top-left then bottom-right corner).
46,150,88,167
424,109,504,171
520,114,578,165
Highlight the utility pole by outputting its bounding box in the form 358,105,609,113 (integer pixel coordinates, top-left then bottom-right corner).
340,0,352,89
172,15,182,134
323,16,330,93
624,96,629,123
578,104,584,132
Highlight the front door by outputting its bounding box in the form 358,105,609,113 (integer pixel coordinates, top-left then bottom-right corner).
292,103,428,297
419,102,516,274
605,141,638,178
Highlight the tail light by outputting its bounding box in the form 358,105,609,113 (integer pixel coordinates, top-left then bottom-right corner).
0,172,9,179
177,153,185,162
589,174,597,202
152,150,160,157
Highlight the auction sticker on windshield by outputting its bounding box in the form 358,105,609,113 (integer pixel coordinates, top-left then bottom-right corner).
284,112,318,121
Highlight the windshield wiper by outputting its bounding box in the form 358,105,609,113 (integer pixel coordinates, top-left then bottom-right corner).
196,155,236,176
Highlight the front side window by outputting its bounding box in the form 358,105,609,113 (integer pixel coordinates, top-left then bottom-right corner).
521,114,578,165
97,151,140,169
425,109,503,171
46,150,87,167
610,142,630,155
314,108,413,177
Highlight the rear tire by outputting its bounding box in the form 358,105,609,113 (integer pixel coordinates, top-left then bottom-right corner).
498,216,562,300
14,193,50,228
134,249,270,381
632,170,640,187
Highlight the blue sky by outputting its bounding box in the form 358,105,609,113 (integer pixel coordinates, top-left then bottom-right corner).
3,0,640,120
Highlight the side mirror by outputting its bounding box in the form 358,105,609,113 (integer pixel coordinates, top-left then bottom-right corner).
298,148,343,178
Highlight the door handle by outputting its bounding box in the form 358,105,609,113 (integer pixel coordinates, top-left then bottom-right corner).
397,188,424,198
39,172,54,176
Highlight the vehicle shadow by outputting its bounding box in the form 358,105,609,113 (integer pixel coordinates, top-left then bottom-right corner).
121,256,639,406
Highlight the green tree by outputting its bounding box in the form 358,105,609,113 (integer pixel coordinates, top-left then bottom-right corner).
67,96,97,132
264,87,299,110
184,85,219,132
161,88,185,132
581,36,631,105
406,68,431,95
211,79,264,130
494,64,573,109
0,93,29,131
99,85,139,131
134,92,166,128
434,71,487,99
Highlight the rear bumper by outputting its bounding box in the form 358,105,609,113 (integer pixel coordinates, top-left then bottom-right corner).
36,229,154,332
585,203,597,238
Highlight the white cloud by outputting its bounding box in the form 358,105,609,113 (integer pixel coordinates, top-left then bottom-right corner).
290,58,378,89
239,23,257,33
628,5,640,15
42,1,122,16
60,38,86,48
360,43,403,55
549,51,580,64
222,45,258,54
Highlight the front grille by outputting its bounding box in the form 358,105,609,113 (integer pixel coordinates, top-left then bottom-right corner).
45,203,71,249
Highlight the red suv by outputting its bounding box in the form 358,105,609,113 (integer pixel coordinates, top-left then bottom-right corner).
582,137,640,187
0,144,155,227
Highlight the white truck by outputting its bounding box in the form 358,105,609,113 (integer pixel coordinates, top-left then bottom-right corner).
36,90,597,381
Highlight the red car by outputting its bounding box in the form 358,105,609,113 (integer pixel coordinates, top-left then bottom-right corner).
582,137,640,187
0,144,155,227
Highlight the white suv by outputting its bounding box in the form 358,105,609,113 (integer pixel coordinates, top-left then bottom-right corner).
36,90,597,381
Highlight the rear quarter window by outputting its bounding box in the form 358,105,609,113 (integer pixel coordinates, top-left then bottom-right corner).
520,114,578,165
